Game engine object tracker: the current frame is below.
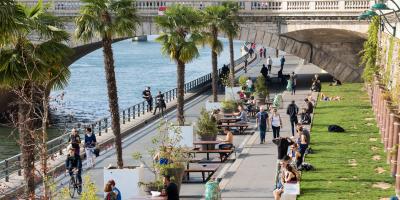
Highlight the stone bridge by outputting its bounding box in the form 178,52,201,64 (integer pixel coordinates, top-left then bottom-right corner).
17,0,372,82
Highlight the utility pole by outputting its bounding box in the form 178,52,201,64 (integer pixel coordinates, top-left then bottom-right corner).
276,16,281,58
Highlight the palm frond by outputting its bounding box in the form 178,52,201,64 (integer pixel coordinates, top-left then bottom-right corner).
110,0,140,37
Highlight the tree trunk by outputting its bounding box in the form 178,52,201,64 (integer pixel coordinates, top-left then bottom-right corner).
40,84,50,200
211,28,219,102
177,59,185,125
228,35,235,87
102,35,123,168
18,86,36,199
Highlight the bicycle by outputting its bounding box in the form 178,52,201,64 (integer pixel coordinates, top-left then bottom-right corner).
67,168,82,198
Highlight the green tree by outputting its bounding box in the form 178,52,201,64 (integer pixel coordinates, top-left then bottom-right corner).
75,0,140,168
221,1,240,87
0,0,72,198
155,5,203,125
202,5,225,102
360,16,379,82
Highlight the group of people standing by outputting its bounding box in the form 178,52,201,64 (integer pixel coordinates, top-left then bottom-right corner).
142,86,167,116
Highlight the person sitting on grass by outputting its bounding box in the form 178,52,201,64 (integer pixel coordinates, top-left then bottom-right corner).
320,93,342,101
218,127,234,160
304,98,314,114
299,108,311,124
329,78,342,86
273,164,299,200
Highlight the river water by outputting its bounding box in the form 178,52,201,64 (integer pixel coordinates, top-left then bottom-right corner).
0,36,243,160
50,36,243,124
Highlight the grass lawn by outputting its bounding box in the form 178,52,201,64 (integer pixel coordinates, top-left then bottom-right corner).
299,83,395,200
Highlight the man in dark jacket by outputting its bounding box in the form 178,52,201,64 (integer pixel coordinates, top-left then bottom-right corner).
65,148,82,189
286,100,299,136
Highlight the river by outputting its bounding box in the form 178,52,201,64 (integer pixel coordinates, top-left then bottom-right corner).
0,36,243,160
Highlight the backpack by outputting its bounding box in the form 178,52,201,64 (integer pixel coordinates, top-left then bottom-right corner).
105,192,117,200
299,163,315,171
328,125,345,132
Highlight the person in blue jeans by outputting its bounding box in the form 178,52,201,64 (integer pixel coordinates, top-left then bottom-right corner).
256,106,269,144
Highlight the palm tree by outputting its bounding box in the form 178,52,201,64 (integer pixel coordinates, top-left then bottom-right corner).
221,2,240,87
155,5,203,125
202,5,225,102
75,0,140,168
0,1,72,198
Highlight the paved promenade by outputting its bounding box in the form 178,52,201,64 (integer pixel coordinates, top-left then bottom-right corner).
220,62,324,200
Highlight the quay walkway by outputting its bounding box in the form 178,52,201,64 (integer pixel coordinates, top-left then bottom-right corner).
54,52,325,199
0,52,253,198
0,48,327,199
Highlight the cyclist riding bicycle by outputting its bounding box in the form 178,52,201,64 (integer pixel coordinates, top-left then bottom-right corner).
65,147,82,189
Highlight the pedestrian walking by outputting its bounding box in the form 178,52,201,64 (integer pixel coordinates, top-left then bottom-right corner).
260,64,269,79
286,100,299,136
259,47,264,58
248,48,254,58
256,106,269,144
290,72,297,95
267,56,273,73
142,86,153,111
280,56,286,70
68,128,81,155
263,47,267,58
246,77,253,92
244,59,248,73
270,108,282,138
153,91,166,116
84,127,97,168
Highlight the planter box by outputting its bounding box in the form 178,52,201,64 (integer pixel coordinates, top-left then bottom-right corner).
169,125,194,148
225,87,242,101
103,166,141,199
205,101,222,111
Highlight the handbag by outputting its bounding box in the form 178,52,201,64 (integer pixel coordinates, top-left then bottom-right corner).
93,146,100,157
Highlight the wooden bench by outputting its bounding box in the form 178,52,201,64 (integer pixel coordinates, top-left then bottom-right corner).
218,123,249,134
183,163,220,183
188,148,235,162
281,182,300,200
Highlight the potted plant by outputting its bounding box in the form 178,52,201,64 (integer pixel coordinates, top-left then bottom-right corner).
255,75,269,105
238,75,248,90
221,100,238,113
132,121,189,195
196,108,219,150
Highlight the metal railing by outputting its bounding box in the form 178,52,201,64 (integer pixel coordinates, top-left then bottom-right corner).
0,53,250,182
16,0,374,17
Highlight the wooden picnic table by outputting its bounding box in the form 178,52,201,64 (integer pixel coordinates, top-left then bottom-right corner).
218,123,249,135
193,140,220,151
188,148,234,161
222,113,236,117
219,117,240,125
125,196,166,200
184,163,220,183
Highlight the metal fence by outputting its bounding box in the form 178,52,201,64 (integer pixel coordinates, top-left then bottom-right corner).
0,53,250,182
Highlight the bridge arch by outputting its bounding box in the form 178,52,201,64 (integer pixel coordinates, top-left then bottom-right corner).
236,27,366,82
68,22,367,82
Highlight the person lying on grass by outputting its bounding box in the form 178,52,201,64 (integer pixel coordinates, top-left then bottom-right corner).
320,93,342,101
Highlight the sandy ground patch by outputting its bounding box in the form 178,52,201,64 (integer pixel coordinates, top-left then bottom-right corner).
375,167,386,174
372,182,391,190
372,155,381,161
348,159,357,167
